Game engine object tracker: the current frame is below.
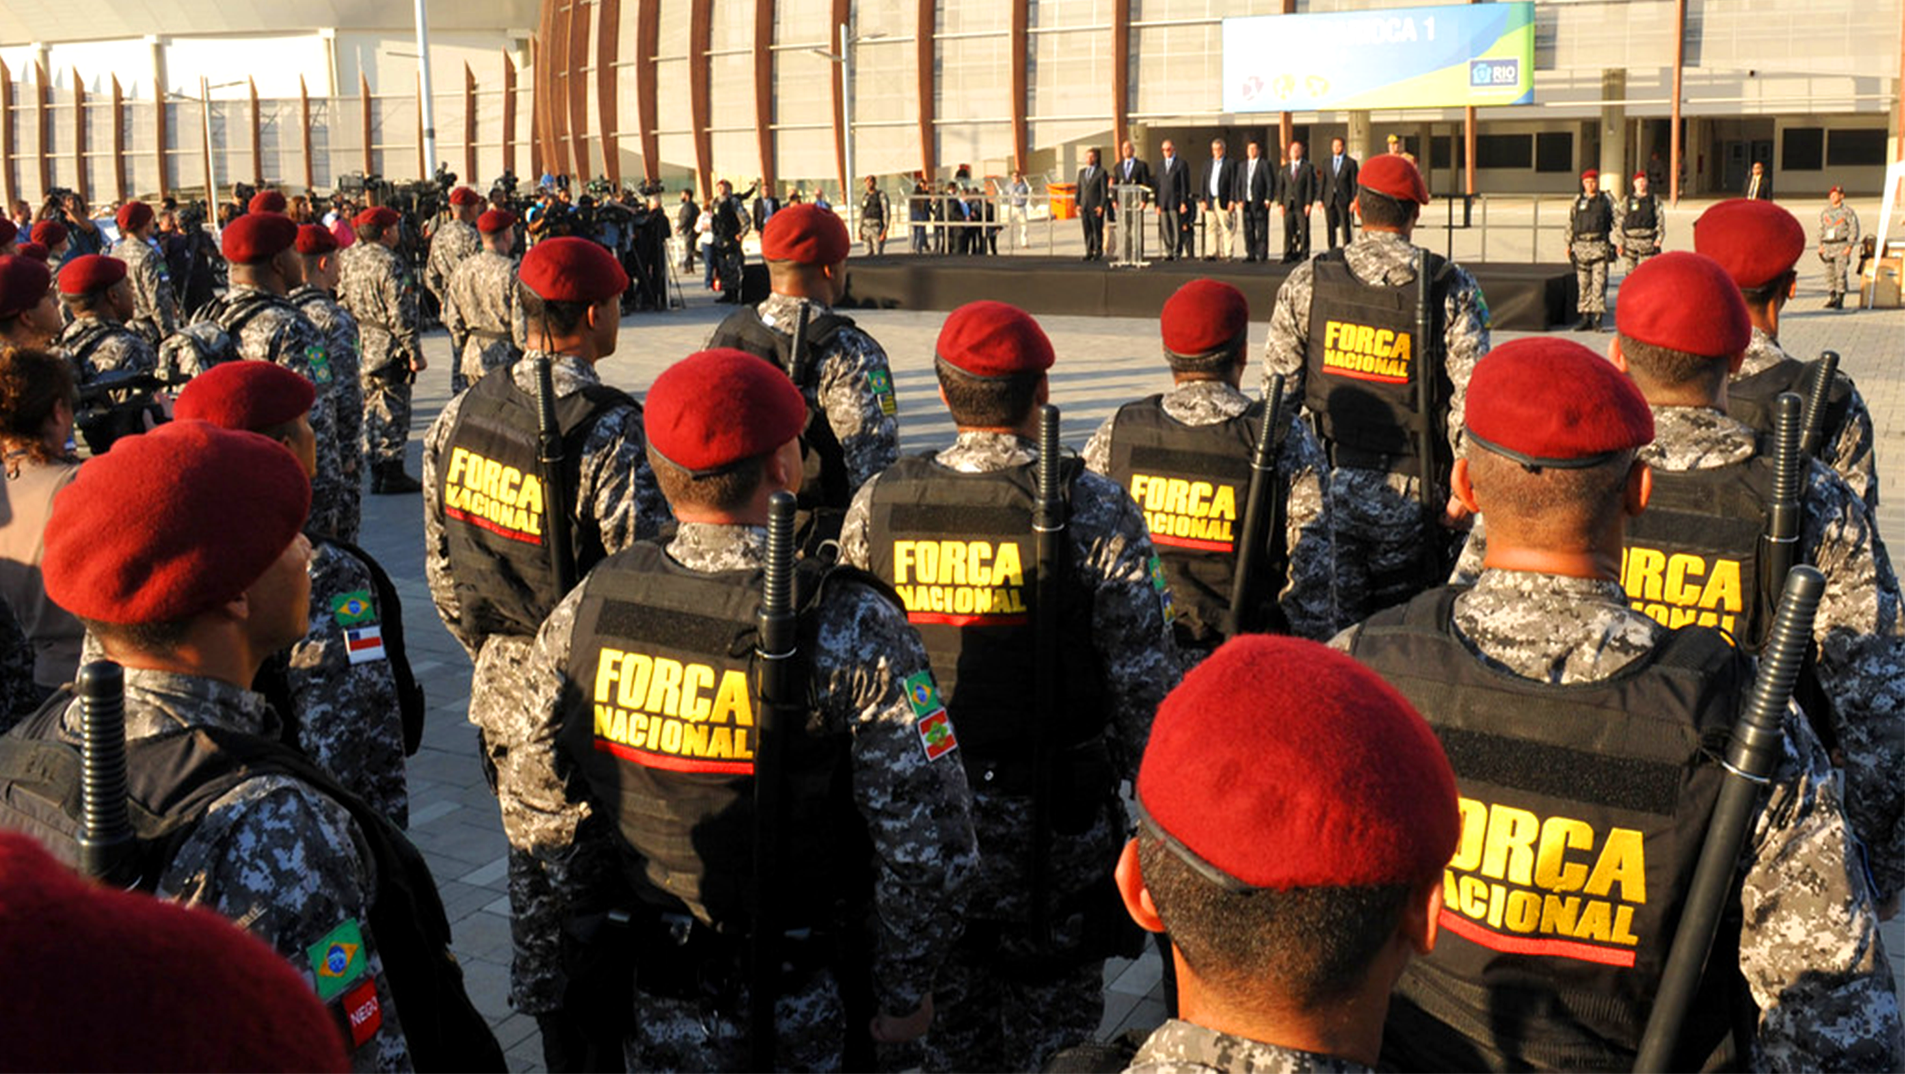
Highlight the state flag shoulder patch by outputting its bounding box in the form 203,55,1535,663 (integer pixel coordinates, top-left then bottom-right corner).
905,670,957,761
345,625,387,665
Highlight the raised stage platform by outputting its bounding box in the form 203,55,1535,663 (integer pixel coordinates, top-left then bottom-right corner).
825,255,1575,331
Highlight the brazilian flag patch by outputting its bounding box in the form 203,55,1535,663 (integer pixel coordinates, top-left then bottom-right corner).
306,344,335,384
332,590,377,627
904,671,957,761
868,368,898,417
1148,554,1176,622
307,918,368,1001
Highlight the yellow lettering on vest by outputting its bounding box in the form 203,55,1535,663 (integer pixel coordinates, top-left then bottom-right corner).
680,663,714,721
1355,324,1376,353
1623,546,1666,601
1584,828,1647,903
442,446,547,541
1450,798,1487,871
1211,484,1237,520
615,652,654,710
1534,816,1594,893
1504,890,1542,933
1481,803,1539,886
1702,559,1742,613
1458,874,1488,918
645,658,684,716
1664,553,1706,607
679,722,708,757
1612,904,1640,945
894,541,916,583
1576,899,1612,942
1540,893,1581,936
713,670,753,727
446,447,471,487
1373,328,1394,356
1447,798,1648,952
1325,320,1344,350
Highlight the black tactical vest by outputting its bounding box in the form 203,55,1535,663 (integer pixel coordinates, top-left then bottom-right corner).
558,541,859,931
1350,589,1748,1073
1303,248,1453,472
863,454,1110,800
1571,193,1614,238
706,304,855,513
1621,458,1775,650
1104,395,1286,649
1728,358,1854,466
1622,195,1660,232
0,698,505,1072
438,368,634,639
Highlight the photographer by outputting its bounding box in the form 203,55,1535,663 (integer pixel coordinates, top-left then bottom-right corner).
36,190,103,261
629,190,671,311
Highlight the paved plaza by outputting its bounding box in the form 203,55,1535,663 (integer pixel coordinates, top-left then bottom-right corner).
355,250,1905,1070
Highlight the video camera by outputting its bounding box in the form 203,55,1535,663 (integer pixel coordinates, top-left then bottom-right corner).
74,367,192,456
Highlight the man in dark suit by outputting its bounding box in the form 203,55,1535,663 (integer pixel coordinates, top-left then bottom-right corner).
1114,140,1153,193
1743,160,1774,201
1321,136,1359,249
1200,139,1241,260
1240,141,1274,262
1111,141,1152,263
1276,140,1318,263
1078,148,1110,261
1154,139,1193,261
750,181,781,233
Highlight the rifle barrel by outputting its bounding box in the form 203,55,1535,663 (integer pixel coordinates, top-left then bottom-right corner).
749,490,799,1069
1226,374,1285,638
1030,405,1063,936
533,355,578,596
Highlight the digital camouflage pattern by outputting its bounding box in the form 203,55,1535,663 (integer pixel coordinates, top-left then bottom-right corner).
199,285,349,543
338,240,420,467
425,219,482,394
840,431,1181,1073
500,522,978,1067
1616,193,1665,274
1737,327,1880,513
58,315,158,386
1820,203,1861,302
1330,569,1905,1071
1260,230,1490,623
56,667,412,1072
740,291,902,492
285,540,409,828
1567,191,1616,314
442,250,525,387
291,284,366,542
110,236,180,345
1126,1019,1375,1074
1081,378,1344,642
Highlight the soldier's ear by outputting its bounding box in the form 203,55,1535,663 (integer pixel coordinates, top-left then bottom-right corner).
1450,457,1481,514
1607,336,1628,372
1114,839,1165,934
1624,459,1652,518
1404,877,1442,954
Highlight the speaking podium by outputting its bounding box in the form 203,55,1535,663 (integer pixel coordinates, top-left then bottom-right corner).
1110,183,1150,268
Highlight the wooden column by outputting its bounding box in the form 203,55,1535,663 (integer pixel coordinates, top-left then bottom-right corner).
299,76,314,192
1009,0,1027,170
533,4,556,176
529,42,543,179
550,0,576,177
503,52,519,179
637,0,660,181
34,63,50,199
567,0,591,181
597,0,622,186
73,69,88,203
689,0,713,196
830,0,848,196
248,77,262,185
1278,0,1294,154
416,72,427,180
1671,0,1685,204
916,0,936,178
360,72,373,176
110,76,126,202
1111,0,1129,151
754,0,775,193
154,67,169,201
464,63,478,184
1464,108,1477,196
1,61,15,210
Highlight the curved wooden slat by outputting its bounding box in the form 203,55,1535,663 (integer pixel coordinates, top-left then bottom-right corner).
689,0,713,196
754,0,775,193
597,0,621,186
916,0,934,178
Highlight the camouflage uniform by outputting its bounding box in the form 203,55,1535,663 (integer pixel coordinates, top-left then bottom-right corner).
338,240,421,468
442,250,525,388
728,291,901,491
47,668,412,1071
110,235,179,345
1820,202,1861,305
424,219,483,393
284,540,409,828
1568,191,1616,315
1260,229,1490,623
1737,327,1880,513
201,285,349,543
1082,379,1344,643
502,521,979,1070
1331,570,1905,1070
1615,192,1665,274
1127,1019,1373,1074
291,284,366,543
422,350,668,1013
58,314,158,385
840,430,1181,1073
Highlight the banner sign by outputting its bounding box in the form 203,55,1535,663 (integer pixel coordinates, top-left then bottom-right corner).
1223,2,1536,112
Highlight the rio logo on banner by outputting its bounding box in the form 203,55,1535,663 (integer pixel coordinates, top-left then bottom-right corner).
1224,2,1535,113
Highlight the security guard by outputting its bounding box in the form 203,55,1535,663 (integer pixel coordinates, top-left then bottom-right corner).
860,175,891,257
422,236,669,1039
1615,170,1665,274
503,348,977,1070
56,255,158,390
1339,337,1902,1071
710,179,749,303
442,209,526,389
1083,279,1343,648
706,203,900,538
1819,184,1862,310
0,421,502,1073
426,186,486,393
1568,168,1616,330
175,361,418,829
1260,153,1491,625
840,301,1180,1073
339,205,425,494
290,223,366,543
1114,635,1458,1074
1695,197,1882,512
0,254,60,350
108,200,179,345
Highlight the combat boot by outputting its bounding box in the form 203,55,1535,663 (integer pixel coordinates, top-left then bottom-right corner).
1589,313,1603,331
1826,295,1843,309
373,461,423,495
1574,314,1592,331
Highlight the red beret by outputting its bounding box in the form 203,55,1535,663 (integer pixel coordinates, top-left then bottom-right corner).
1580,168,1599,181
1466,337,1654,468
247,190,288,214
30,219,67,247
44,421,311,625
1161,279,1249,358
1633,172,1647,181
175,360,317,432
1830,184,1845,195
1357,154,1429,205
0,254,52,318
57,254,127,296
222,211,300,265
478,209,517,234
0,834,348,1073
936,301,1054,379
0,218,15,246
645,349,807,474
1615,251,1752,359
115,201,153,233
1692,199,1807,290
354,206,400,230
761,203,851,265
1137,635,1459,890
295,222,339,256
519,236,628,303
450,186,483,207
14,241,47,263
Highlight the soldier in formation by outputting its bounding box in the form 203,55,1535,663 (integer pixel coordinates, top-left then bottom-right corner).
1567,168,1616,331
289,223,367,543
860,175,890,257
1615,170,1665,274
426,186,487,393
339,205,425,494
0,254,59,350
56,254,158,390
108,200,179,346
1819,184,1861,310
442,208,527,389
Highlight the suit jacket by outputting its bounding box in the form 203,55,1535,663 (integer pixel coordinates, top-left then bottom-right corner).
751,195,781,232
1113,156,1153,191
1322,154,1359,207
1277,159,1319,209
1199,157,1241,209
1742,171,1774,201
1154,154,1192,211
1240,157,1274,206
1077,164,1111,211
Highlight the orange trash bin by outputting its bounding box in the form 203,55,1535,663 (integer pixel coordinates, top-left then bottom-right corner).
1048,182,1077,220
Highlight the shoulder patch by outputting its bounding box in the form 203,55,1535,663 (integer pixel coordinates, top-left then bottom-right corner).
1148,553,1178,623
306,343,335,384
340,979,383,1048
308,918,368,1000
904,670,959,761
345,624,388,665
332,589,377,627
868,368,899,417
